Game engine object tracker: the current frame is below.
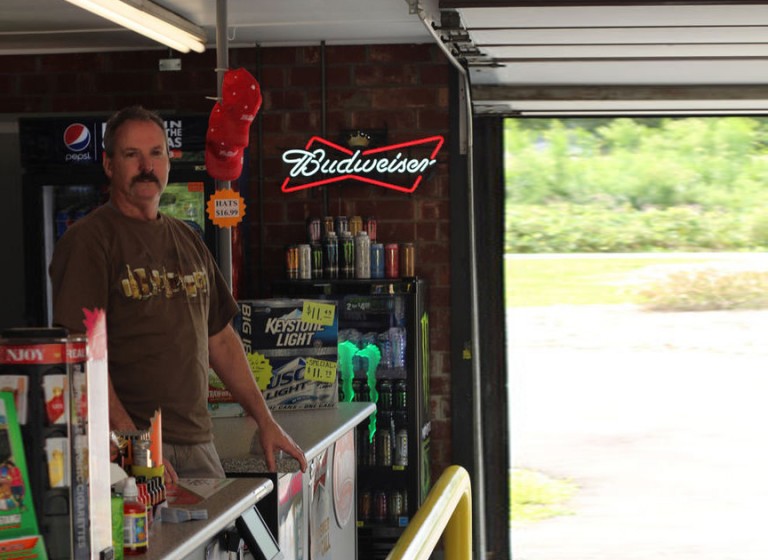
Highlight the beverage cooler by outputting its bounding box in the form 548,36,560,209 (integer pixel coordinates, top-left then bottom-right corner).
273,278,431,559
17,115,229,327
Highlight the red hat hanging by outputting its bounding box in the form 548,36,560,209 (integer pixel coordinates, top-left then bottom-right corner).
205,67,262,181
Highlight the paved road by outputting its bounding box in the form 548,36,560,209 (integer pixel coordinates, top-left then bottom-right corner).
507,305,768,560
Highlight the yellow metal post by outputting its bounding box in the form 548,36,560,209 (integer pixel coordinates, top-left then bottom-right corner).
386,465,473,560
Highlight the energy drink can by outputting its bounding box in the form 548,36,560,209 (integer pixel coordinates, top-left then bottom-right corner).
285,245,299,279
311,244,323,278
364,216,377,243
395,429,408,467
359,491,372,523
307,218,322,244
322,216,335,237
377,426,392,466
388,491,403,524
395,380,407,411
335,215,349,236
349,215,363,236
370,243,384,279
323,232,339,278
378,379,393,411
385,243,399,278
374,491,387,523
298,244,312,280
401,242,415,277
339,232,356,279
354,231,371,279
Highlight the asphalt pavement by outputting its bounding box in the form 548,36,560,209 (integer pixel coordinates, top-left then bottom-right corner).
507,305,768,560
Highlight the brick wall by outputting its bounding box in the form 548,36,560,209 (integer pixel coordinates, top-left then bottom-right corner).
2,43,453,482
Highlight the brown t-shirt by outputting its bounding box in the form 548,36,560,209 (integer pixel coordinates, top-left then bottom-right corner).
50,203,238,444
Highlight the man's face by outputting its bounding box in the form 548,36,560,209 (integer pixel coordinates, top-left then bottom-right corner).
103,119,170,209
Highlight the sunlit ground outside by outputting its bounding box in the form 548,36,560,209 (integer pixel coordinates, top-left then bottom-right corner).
506,253,768,560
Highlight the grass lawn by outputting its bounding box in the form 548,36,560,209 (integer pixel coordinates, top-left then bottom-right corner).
504,255,709,307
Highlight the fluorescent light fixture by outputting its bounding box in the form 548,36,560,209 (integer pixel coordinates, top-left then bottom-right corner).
64,0,206,53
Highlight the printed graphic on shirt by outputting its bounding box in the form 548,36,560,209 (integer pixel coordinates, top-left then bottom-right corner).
120,264,209,300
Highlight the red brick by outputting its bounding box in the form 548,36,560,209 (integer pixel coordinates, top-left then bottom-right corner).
327,45,368,65
369,44,435,64
288,66,322,88
354,65,419,87
419,63,450,85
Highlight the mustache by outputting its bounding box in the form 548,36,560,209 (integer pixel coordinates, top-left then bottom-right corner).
132,172,160,185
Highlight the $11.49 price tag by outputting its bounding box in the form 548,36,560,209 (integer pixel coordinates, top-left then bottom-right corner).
302,300,335,326
304,357,337,384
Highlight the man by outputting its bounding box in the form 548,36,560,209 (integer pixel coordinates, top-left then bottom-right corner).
50,106,306,481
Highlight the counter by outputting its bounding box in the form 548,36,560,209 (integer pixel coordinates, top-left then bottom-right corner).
212,402,376,560
145,477,273,560
213,401,376,473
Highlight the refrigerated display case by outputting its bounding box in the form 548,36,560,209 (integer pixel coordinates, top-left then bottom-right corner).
17,115,234,327
273,278,431,559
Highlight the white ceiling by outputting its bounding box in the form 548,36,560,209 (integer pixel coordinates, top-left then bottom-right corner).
4,1,768,114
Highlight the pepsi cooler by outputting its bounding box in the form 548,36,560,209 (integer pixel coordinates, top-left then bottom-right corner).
18,114,238,327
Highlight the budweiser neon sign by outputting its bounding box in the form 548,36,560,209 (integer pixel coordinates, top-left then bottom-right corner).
280,135,444,193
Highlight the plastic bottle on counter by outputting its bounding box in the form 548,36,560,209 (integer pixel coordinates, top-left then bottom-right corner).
123,477,149,556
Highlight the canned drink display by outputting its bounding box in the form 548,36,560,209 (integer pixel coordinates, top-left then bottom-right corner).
307,217,322,244
385,243,399,278
370,243,384,279
349,215,363,236
364,216,377,243
395,429,408,467
354,231,371,279
339,232,356,279
377,331,393,369
401,242,415,277
298,244,312,279
285,245,299,279
335,215,349,236
322,232,339,278
311,244,323,278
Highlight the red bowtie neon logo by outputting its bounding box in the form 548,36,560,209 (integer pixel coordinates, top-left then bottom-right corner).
281,135,444,194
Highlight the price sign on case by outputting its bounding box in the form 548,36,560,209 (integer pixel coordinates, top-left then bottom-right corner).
302,301,335,326
305,358,337,384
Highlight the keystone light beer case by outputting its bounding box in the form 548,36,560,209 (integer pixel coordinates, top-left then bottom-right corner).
208,299,339,416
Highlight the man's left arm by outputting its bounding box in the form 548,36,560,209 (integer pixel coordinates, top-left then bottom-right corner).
208,324,307,472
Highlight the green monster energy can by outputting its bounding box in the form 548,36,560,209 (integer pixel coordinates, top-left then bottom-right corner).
339,232,356,279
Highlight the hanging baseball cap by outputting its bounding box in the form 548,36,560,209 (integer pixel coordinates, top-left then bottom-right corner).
222,67,262,119
205,141,244,181
207,101,250,148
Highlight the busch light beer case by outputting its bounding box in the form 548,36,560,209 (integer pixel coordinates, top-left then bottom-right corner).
208,299,339,415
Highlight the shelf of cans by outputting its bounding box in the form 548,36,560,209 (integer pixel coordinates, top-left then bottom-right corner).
285,216,416,281
350,376,411,528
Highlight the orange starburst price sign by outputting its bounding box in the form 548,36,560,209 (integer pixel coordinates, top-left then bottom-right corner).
206,188,246,228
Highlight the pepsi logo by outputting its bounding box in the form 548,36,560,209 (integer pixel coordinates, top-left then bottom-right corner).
63,123,91,152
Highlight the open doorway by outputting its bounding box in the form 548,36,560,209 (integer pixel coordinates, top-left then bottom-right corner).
505,116,768,559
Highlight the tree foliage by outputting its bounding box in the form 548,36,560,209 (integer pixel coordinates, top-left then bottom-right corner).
505,116,768,252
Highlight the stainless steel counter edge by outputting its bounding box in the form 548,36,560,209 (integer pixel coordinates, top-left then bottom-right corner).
145,477,273,559
213,402,377,474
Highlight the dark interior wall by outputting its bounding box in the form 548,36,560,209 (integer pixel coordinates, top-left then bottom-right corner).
0,118,24,331
0,44,454,480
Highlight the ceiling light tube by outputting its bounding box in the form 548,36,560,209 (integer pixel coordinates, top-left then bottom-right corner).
64,0,206,53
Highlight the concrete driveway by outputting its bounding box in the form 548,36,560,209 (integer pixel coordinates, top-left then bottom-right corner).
507,305,768,560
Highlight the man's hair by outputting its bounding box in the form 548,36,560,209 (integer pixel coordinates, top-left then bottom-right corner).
103,105,168,157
